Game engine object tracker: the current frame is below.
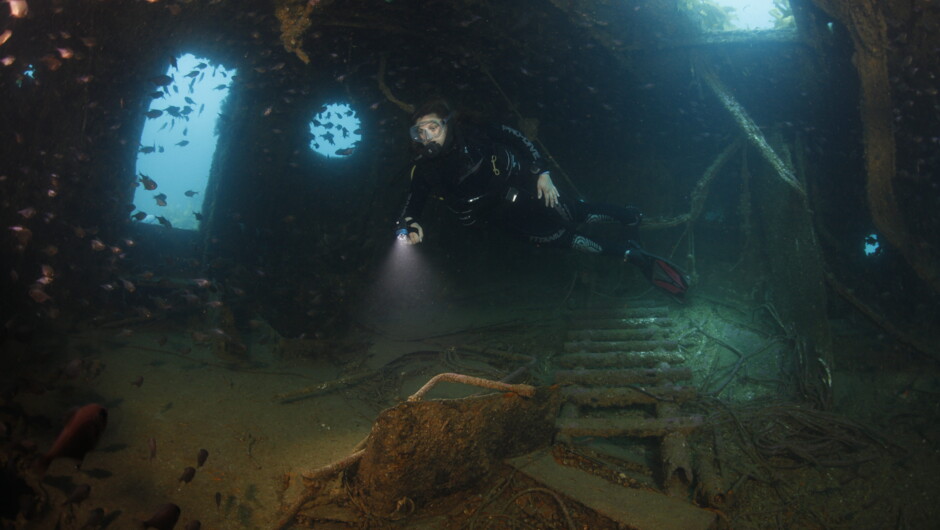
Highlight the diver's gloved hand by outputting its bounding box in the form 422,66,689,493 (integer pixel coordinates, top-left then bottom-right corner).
537,172,560,208
406,222,424,245
400,218,424,245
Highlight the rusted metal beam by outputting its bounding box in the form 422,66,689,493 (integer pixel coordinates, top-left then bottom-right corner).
659,403,693,497
557,415,704,438
564,340,678,353
554,367,692,386
555,351,685,369
566,317,675,331
562,385,698,407
566,328,667,342
568,307,669,320
811,0,940,293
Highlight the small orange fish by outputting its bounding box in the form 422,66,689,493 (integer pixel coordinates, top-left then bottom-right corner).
139,174,158,190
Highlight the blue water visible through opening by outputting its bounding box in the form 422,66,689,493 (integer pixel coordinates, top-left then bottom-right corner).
309,102,362,159
688,0,791,31
864,233,881,256
132,54,236,230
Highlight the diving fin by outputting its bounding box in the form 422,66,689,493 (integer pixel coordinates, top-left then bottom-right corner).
625,244,691,297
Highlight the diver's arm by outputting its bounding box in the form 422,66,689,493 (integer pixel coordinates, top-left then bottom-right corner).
398,216,424,244
397,167,431,244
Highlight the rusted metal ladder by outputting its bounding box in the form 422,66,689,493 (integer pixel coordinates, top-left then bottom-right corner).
553,301,702,496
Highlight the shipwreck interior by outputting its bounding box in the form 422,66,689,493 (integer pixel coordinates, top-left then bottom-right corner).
1,0,939,528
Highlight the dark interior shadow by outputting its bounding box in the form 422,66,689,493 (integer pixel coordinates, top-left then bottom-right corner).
98,442,129,453
101,508,123,528
81,468,113,480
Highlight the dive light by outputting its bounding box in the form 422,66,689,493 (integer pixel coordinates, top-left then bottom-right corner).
395,223,419,242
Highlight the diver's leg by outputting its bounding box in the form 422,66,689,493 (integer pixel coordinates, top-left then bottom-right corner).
502,199,624,255
558,199,642,226
543,230,630,257
509,210,689,295
506,198,635,256
538,199,689,295
549,198,642,242
624,241,691,296
584,204,642,227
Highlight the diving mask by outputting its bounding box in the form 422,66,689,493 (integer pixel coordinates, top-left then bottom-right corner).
409,118,447,144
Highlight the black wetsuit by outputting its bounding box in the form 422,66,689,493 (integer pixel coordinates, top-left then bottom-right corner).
398,122,641,256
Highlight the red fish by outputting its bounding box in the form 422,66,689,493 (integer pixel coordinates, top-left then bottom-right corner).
139,174,158,190
34,404,108,474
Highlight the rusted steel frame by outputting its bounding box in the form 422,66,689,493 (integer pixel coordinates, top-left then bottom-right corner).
554,367,692,386
554,351,685,369
556,415,704,438
659,403,694,497
565,328,664,342
562,385,698,407
568,307,669,320
564,339,678,353
566,317,674,331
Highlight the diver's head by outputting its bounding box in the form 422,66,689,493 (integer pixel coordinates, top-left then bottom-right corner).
410,99,454,158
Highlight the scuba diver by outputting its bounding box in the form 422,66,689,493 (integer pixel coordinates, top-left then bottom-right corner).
395,99,690,297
